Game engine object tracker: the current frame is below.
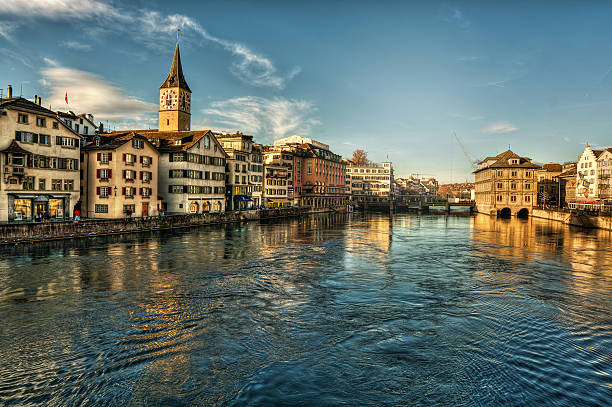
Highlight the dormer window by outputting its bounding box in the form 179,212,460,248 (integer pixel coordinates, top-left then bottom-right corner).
174,140,181,145
510,159,519,165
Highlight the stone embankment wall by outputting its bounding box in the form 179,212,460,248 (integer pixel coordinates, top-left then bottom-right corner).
531,209,612,231
0,207,321,244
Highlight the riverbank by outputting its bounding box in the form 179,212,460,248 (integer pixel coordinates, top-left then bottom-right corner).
0,207,338,244
531,208,612,231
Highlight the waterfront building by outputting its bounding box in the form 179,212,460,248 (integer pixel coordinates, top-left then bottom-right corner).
535,163,563,206
216,132,256,210
273,136,348,209
250,145,264,208
575,144,606,201
0,88,81,222
556,162,577,207
56,111,97,140
473,149,539,217
81,132,159,218
596,149,612,203
346,160,394,203
263,148,294,207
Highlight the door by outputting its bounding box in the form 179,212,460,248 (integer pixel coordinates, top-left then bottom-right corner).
35,203,47,221
142,202,149,217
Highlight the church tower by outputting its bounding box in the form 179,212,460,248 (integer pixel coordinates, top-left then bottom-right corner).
158,39,191,131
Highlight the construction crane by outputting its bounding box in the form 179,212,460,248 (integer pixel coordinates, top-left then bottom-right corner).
452,131,478,171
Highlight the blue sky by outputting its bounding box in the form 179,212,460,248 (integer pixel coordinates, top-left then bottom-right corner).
2,1,612,182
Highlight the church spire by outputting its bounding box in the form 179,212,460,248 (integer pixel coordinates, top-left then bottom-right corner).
160,37,191,92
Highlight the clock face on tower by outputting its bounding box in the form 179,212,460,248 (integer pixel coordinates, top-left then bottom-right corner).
160,89,178,110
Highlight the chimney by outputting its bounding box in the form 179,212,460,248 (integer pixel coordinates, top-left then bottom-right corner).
38,96,42,106
34,95,38,105
7,85,12,98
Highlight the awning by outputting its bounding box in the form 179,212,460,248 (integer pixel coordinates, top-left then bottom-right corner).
268,198,290,203
234,195,253,202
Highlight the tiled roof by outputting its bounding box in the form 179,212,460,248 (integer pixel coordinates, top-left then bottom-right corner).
83,132,158,152
0,97,57,117
541,163,563,172
106,129,228,157
474,149,540,173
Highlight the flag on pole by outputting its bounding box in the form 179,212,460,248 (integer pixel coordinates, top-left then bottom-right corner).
65,91,68,105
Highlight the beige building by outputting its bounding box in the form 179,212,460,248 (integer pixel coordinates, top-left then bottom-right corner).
346,161,394,202
217,133,256,210
597,149,612,202
263,149,294,205
263,163,291,207
473,149,539,217
0,90,81,222
250,145,264,207
81,132,159,218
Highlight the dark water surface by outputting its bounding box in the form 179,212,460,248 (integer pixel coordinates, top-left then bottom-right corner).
0,213,611,406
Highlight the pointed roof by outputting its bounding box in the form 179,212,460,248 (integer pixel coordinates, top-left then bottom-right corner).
160,42,191,92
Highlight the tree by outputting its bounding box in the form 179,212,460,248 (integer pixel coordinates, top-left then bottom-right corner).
352,149,370,165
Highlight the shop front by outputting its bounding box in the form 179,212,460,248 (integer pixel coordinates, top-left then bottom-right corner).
266,198,291,208
9,194,70,222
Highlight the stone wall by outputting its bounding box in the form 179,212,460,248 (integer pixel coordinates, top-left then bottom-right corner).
531,209,612,231
0,207,311,244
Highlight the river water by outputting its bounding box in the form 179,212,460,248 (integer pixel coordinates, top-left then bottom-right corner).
0,213,610,406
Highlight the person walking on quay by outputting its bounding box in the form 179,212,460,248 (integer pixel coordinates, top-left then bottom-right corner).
74,208,81,221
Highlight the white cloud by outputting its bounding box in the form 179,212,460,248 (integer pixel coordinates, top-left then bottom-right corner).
43,57,59,66
1,1,298,89
60,40,92,51
1,0,124,20
203,96,319,141
481,122,518,135
40,65,157,128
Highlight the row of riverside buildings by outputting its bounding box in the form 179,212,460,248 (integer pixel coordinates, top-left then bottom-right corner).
0,40,395,223
473,146,612,217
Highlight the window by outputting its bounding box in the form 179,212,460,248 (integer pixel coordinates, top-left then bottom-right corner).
235,175,240,183
52,179,62,191
497,183,503,189
141,156,151,167
74,124,79,133
84,126,88,134
511,183,517,189
203,135,210,148
235,163,240,171
56,137,78,148
525,196,531,202
511,196,517,202
64,180,74,191
36,117,46,127
525,171,531,177
124,153,135,165
17,113,28,123
15,131,33,143
525,183,531,190
132,139,144,149
99,186,110,197
142,188,151,198
497,171,503,177
23,176,35,190
123,204,135,214
101,153,110,164
39,179,46,190
95,204,108,213
124,169,136,180
39,134,50,145
98,168,111,179
496,195,503,202
52,122,59,129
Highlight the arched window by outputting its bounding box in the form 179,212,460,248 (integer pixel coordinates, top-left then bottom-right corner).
189,201,199,214
214,201,221,212
203,201,211,212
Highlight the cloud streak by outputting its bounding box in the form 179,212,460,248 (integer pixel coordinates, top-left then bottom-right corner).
60,40,92,51
481,122,518,135
204,96,319,141
1,0,298,89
